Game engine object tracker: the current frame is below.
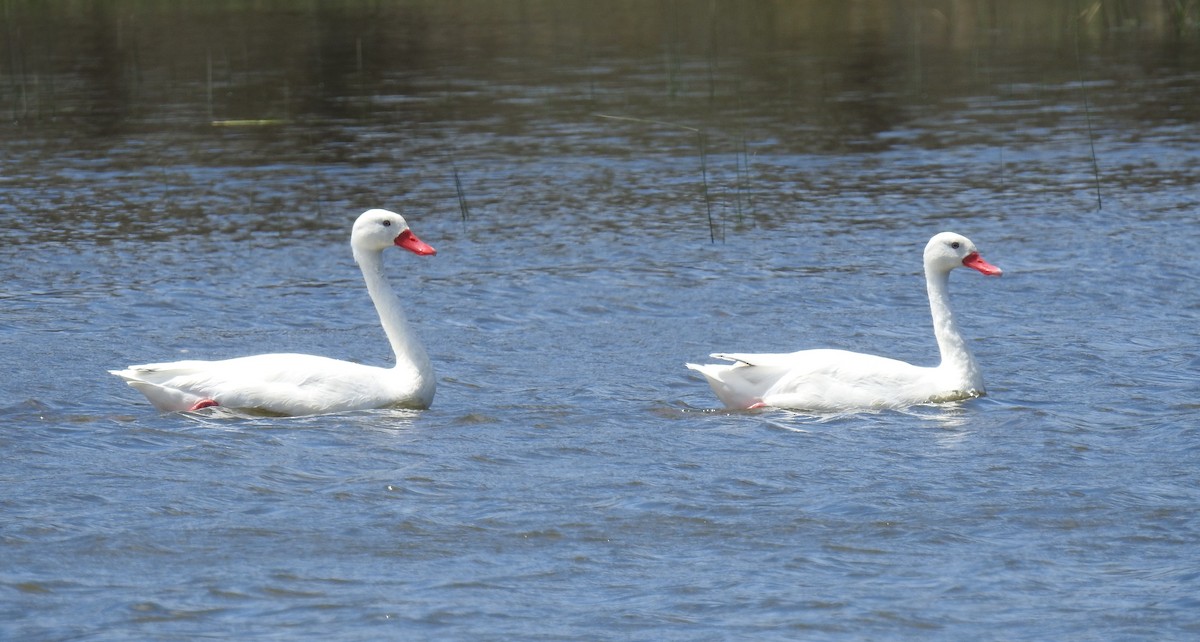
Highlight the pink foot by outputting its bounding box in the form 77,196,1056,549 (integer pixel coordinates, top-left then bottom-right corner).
747,401,767,409
188,399,219,411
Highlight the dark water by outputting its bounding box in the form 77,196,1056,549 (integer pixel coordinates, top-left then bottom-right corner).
3,2,1200,640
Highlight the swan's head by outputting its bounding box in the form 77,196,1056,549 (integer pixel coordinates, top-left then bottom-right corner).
352,209,436,256
924,232,1002,276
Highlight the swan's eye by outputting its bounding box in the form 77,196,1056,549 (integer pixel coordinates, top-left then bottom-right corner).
950,241,960,249
381,220,392,227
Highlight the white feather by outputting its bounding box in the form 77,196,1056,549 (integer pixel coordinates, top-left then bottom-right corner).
687,232,1002,411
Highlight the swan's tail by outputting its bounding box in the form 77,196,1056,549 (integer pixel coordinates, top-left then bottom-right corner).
686,361,769,410
110,365,209,412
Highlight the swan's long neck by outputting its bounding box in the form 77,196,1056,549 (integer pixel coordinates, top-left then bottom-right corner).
354,247,432,381
926,267,983,389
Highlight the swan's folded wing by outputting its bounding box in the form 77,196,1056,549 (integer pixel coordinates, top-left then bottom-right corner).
693,349,936,411
709,352,806,367
762,352,933,410
111,360,221,383
110,355,382,414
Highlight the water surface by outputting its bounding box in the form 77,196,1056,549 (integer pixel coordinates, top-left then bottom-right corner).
2,2,1199,640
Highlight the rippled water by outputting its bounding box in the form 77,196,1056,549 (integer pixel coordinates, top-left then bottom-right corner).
3,3,1200,640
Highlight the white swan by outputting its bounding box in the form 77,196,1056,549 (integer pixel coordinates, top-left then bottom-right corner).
111,209,438,415
687,232,1002,411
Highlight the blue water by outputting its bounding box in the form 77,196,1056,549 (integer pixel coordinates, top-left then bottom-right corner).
3,4,1200,640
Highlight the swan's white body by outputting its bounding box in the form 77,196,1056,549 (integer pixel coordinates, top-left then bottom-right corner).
111,209,437,416
687,232,1002,412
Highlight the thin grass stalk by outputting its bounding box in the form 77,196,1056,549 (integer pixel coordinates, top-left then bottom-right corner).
206,49,214,122
698,130,715,243
1074,5,1103,210
451,159,470,228
735,134,753,224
